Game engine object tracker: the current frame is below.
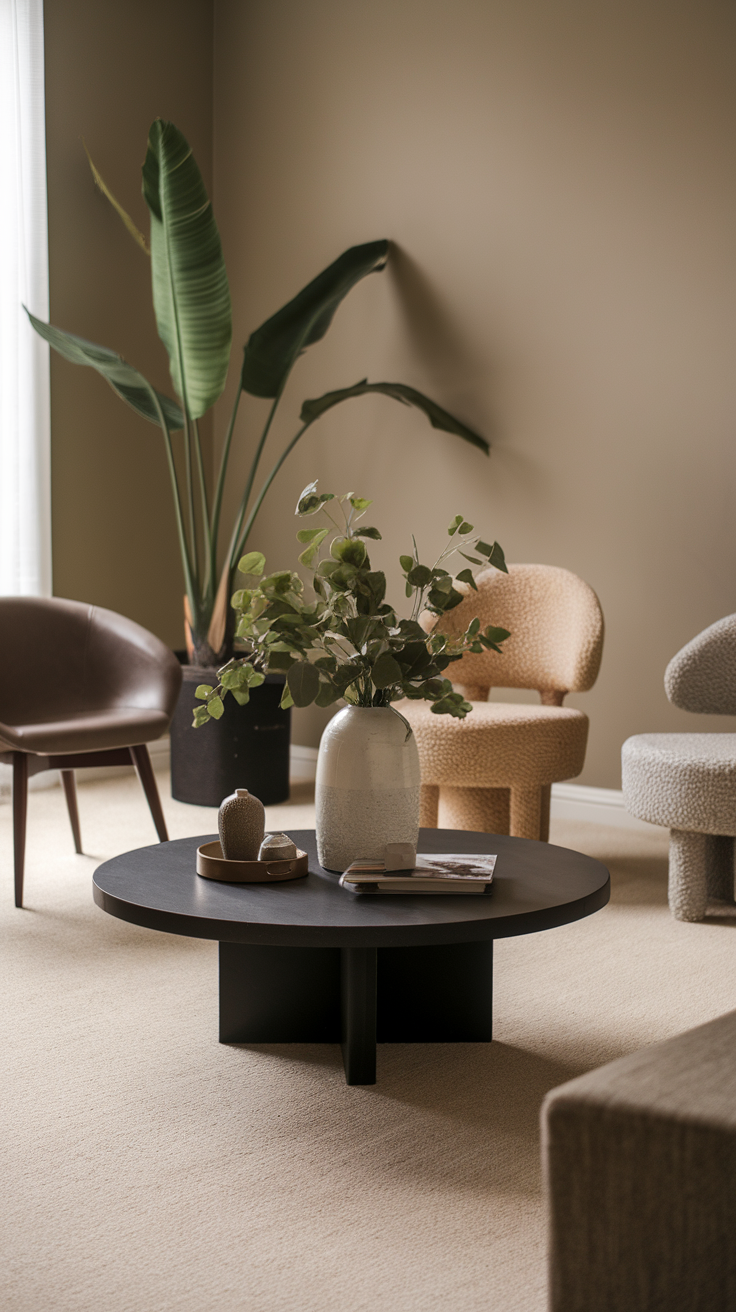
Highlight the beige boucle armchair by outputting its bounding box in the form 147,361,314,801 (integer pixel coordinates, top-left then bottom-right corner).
397,564,604,841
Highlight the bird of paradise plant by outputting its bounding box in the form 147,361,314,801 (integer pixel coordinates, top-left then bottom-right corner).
28,119,489,666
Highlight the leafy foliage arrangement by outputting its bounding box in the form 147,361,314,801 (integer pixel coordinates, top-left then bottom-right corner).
192,484,510,726
27,119,490,665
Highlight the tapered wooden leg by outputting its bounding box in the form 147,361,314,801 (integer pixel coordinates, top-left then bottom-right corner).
61,770,82,853
129,744,169,842
13,753,29,908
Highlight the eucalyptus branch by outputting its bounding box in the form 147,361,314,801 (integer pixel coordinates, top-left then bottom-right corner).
193,484,510,728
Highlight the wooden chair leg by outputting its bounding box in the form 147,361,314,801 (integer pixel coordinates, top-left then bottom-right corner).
129,744,169,842
12,753,29,908
61,769,82,853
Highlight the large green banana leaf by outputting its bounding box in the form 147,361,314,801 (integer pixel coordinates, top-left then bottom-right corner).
26,310,184,429
299,380,489,453
240,240,389,399
142,119,231,419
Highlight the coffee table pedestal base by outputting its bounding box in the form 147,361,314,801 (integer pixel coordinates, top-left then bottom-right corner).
219,940,493,1085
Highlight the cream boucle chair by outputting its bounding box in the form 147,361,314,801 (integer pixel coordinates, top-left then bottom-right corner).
622,614,736,921
397,564,604,841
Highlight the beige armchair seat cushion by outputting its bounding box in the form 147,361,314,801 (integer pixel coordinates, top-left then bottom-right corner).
399,699,589,789
400,563,604,840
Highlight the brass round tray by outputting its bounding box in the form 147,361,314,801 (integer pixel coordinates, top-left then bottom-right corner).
196,841,309,883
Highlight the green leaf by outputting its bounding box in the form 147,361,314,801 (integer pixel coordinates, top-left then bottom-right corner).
287,660,321,707
25,311,184,430
455,568,478,591
240,241,389,398
206,695,224,720
407,564,433,587
459,553,485,566
399,555,415,573
299,380,489,454
296,527,328,545
231,688,251,706
280,685,295,710
330,537,367,567
349,496,372,512
192,705,210,727
354,526,381,540
468,617,481,636
237,550,266,576
487,541,508,573
315,681,343,708
296,480,335,515
142,119,231,418
194,684,213,700
448,514,464,536
371,652,403,689
458,521,474,535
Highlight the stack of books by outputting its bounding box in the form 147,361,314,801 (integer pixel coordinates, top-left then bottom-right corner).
339,853,496,895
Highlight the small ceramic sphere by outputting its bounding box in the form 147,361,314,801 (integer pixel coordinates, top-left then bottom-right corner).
218,788,265,861
258,832,297,862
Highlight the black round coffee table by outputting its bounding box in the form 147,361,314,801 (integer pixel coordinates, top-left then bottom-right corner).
94,828,609,1084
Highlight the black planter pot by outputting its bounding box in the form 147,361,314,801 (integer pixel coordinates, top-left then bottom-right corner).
170,659,291,807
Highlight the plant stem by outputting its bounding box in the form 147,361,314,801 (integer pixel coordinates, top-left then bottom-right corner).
210,383,243,574
231,420,309,566
226,385,285,570
192,417,213,602
149,389,197,618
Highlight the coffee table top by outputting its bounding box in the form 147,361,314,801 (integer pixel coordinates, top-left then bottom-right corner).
93,829,609,948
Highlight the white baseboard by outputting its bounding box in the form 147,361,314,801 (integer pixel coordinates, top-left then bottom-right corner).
550,783,663,832
0,739,663,831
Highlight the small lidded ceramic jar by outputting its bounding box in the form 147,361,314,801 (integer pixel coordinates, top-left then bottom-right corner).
258,832,297,862
218,788,265,861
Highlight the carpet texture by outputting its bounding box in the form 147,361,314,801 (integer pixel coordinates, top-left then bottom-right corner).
2,771,736,1312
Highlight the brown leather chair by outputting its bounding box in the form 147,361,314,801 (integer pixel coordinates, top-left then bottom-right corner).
0,597,183,907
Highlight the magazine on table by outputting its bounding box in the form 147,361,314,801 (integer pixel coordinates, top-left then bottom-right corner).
339,853,497,895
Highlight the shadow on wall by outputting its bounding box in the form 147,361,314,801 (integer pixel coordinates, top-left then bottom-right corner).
388,244,497,432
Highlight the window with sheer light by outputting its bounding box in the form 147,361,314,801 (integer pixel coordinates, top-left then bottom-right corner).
0,0,50,597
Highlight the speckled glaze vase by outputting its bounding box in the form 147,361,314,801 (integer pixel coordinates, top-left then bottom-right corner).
218,788,265,861
315,706,421,872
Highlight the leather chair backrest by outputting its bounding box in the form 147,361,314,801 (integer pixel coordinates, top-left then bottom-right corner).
436,563,604,698
665,614,736,715
0,597,182,725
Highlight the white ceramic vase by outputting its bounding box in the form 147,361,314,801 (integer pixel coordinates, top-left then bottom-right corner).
315,705,421,872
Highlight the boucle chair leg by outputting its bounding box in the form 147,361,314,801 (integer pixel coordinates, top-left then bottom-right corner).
510,786,543,840
419,785,439,828
669,830,710,921
437,785,510,834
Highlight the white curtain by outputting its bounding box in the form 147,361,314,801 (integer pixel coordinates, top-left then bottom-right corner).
0,0,50,597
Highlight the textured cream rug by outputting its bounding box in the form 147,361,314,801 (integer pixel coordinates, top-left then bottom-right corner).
2,770,736,1312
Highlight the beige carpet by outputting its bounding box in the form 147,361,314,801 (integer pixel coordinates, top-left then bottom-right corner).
2,770,736,1312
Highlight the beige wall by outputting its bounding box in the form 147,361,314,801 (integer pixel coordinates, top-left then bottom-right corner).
212,0,736,786
45,0,214,648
